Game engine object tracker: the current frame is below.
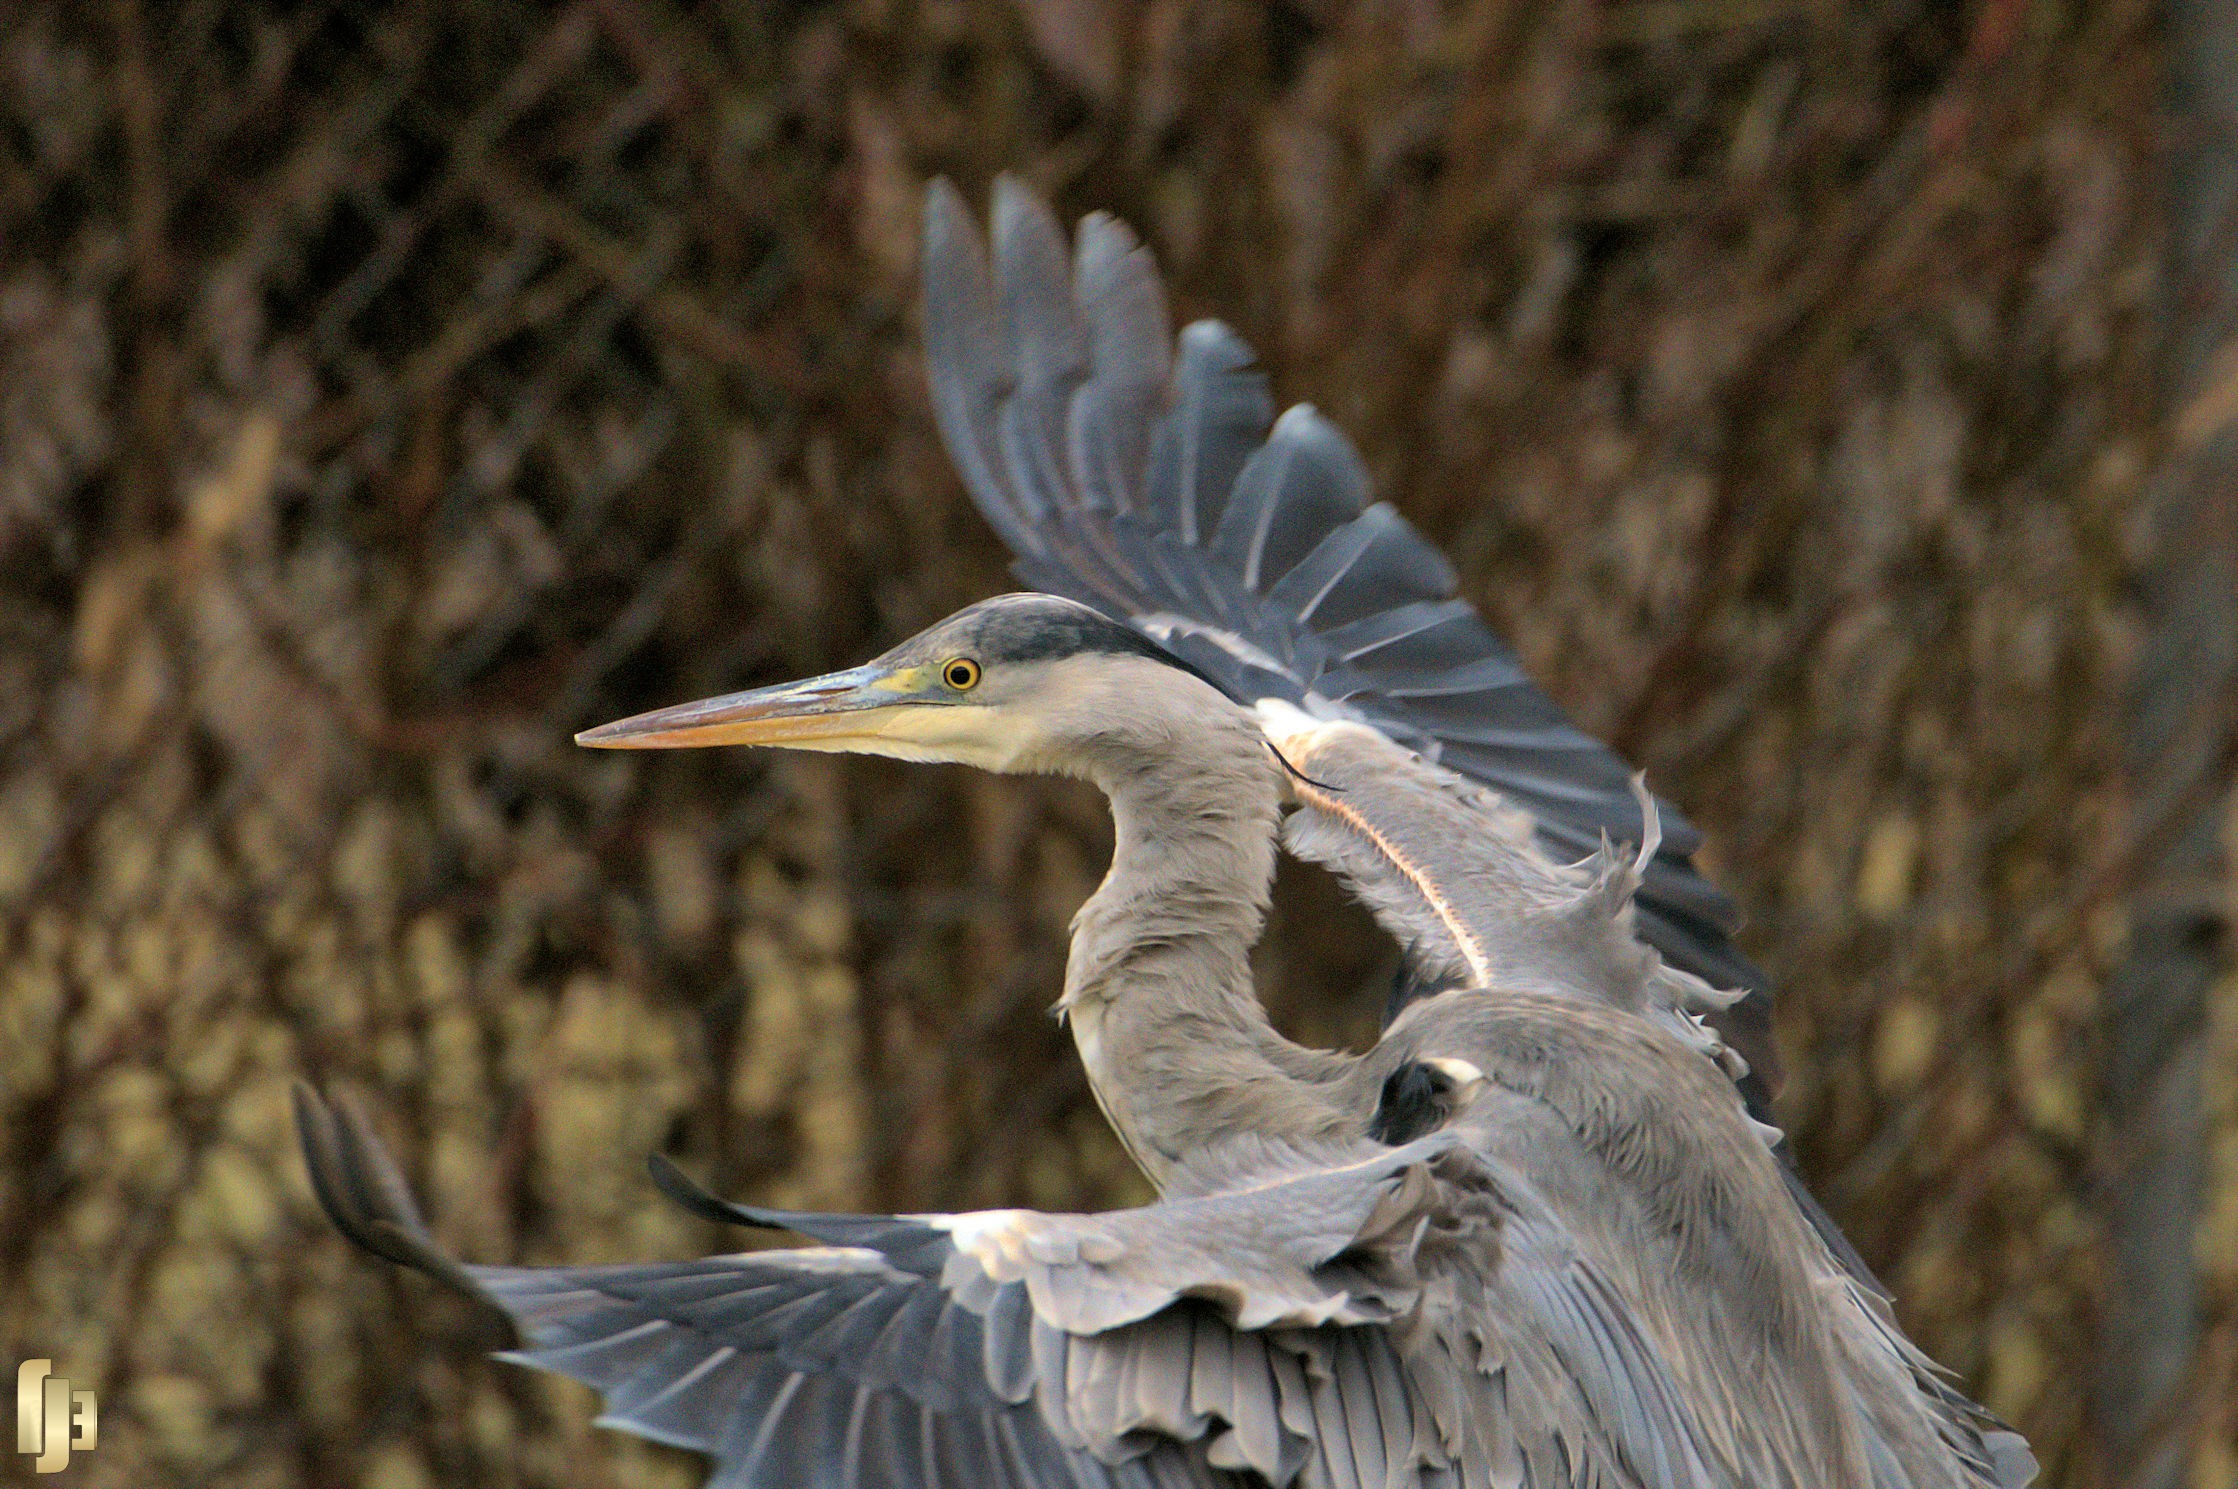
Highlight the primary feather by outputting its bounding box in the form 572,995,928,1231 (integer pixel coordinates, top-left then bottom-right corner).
920,178,1765,1060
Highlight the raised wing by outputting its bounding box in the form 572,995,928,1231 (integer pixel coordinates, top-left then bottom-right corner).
297,1084,1926,1489
921,177,1771,1078
1259,713,1748,1067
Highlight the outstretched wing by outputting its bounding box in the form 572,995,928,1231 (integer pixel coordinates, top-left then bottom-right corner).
920,177,1771,1077
299,1086,1808,1489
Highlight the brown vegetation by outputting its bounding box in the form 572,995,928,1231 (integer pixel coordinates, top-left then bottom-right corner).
0,1,2228,1485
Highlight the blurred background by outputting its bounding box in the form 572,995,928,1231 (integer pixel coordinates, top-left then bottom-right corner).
0,0,2232,1485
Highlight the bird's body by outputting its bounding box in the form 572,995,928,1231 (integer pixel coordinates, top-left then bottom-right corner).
300,180,2037,1487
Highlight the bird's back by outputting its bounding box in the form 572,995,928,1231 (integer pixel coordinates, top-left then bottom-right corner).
1370,989,2033,1489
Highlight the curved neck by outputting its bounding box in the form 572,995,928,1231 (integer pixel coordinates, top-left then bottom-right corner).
1059,704,1356,1191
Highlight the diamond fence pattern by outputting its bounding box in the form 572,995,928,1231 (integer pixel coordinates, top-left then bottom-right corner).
0,1,2229,1486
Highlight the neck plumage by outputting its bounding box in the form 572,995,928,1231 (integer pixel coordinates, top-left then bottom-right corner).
1059,705,1357,1191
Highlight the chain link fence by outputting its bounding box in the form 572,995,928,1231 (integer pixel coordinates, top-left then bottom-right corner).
0,0,2227,1484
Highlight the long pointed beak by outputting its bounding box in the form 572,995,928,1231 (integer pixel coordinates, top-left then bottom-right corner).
576,665,923,750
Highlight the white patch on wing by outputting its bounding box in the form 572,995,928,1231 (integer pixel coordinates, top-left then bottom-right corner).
1133,612,1291,678
1250,696,1373,752
729,1247,914,1280
927,1209,1036,1273
926,1211,1124,1281
1133,616,1404,746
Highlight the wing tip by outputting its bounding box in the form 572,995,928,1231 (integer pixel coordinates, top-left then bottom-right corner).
922,175,982,264
991,171,1065,256
1178,317,1254,361
291,1081,493,1306
645,1150,794,1232
924,172,967,216
1075,207,1144,264
1265,402,1370,493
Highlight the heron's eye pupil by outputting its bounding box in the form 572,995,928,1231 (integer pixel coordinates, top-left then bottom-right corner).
944,659,981,690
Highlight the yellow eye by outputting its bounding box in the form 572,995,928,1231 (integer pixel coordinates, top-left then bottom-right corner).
942,657,981,691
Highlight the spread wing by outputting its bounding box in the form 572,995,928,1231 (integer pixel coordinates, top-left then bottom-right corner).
920,176,1771,1079
297,1085,1852,1489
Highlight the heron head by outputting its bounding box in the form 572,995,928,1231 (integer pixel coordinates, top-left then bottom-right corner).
576,593,1233,775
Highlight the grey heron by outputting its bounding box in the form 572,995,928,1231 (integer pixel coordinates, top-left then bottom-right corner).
299,181,2037,1486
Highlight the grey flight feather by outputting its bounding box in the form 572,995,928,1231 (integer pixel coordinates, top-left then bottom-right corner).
300,1079,2030,1489
918,176,1769,1075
